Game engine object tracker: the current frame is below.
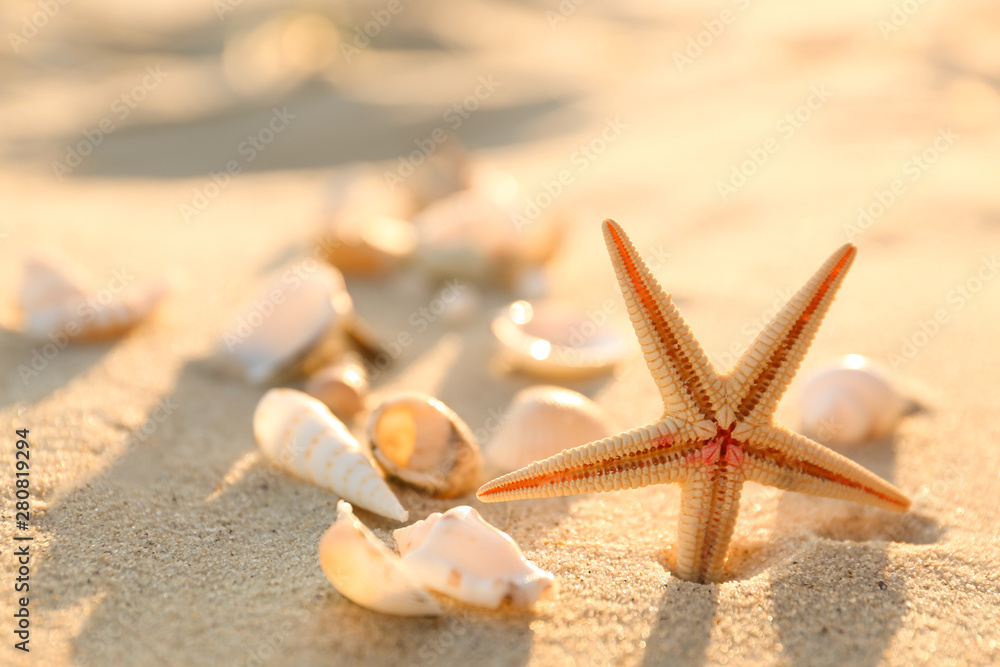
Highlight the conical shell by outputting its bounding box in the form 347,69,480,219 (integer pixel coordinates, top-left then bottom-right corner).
319,500,442,617
393,506,555,609
486,386,614,473
366,392,482,498
305,354,369,422
253,388,407,521
799,354,911,445
17,250,168,341
216,262,359,384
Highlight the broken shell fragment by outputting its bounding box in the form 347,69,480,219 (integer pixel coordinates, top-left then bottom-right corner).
393,506,556,609
486,386,614,473
17,251,168,341
305,355,369,422
253,388,407,521
366,392,482,498
799,354,911,445
491,300,625,379
214,262,367,384
319,500,442,617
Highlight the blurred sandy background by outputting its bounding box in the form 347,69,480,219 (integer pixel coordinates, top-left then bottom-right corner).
1,0,999,665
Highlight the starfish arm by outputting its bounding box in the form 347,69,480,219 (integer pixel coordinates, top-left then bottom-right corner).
727,243,857,427
676,471,746,583
602,219,725,423
740,424,911,512
476,417,707,502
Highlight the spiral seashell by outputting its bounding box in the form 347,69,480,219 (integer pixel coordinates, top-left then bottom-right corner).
305,355,369,422
17,250,168,341
319,500,442,617
491,300,625,379
799,354,911,445
486,386,614,473
366,392,482,498
253,388,407,521
393,505,556,609
214,262,372,384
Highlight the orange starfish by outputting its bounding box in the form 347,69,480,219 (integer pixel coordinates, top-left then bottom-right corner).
478,219,910,583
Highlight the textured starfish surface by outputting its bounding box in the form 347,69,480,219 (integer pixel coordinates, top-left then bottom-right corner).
478,219,911,583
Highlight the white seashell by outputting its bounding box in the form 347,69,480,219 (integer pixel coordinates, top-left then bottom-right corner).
393,506,556,609
17,251,167,341
799,354,911,445
319,500,442,617
486,386,614,473
215,262,361,384
366,392,482,498
253,388,407,521
316,215,417,276
305,355,369,421
491,300,625,379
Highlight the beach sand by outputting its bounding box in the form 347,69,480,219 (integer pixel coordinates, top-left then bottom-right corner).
1,0,998,665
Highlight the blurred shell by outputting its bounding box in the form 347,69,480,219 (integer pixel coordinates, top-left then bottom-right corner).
254,388,407,521
214,262,369,384
486,386,614,473
402,143,471,210
305,355,369,422
393,506,555,609
366,392,482,498
799,354,911,445
17,251,167,341
316,215,417,276
319,500,442,617
491,300,625,379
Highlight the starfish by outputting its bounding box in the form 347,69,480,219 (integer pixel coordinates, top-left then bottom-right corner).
477,219,910,583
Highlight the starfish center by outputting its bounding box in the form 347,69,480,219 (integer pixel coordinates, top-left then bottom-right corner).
698,426,745,469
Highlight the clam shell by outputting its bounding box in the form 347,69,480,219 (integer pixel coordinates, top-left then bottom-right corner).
393,506,555,609
253,388,407,522
319,500,442,617
305,355,369,421
215,262,361,384
366,392,482,498
486,386,614,473
799,354,911,445
491,300,625,379
17,251,167,341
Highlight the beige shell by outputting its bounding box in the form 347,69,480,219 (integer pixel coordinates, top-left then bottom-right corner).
393,506,556,609
214,261,370,384
319,500,442,617
799,354,911,445
305,354,369,422
253,388,407,522
486,386,614,473
316,215,417,276
17,250,167,341
366,392,482,498
491,300,625,379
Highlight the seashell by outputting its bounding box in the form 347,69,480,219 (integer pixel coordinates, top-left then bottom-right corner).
214,262,373,384
393,505,556,609
799,354,911,445
253,388,407,521
17,250,167,341
319,500,442,617
315,214,417,276
402,143,471,210
412,185,562,286
305,354,369,422
486,386,614,473
366,392,482,498
491,300,625,379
